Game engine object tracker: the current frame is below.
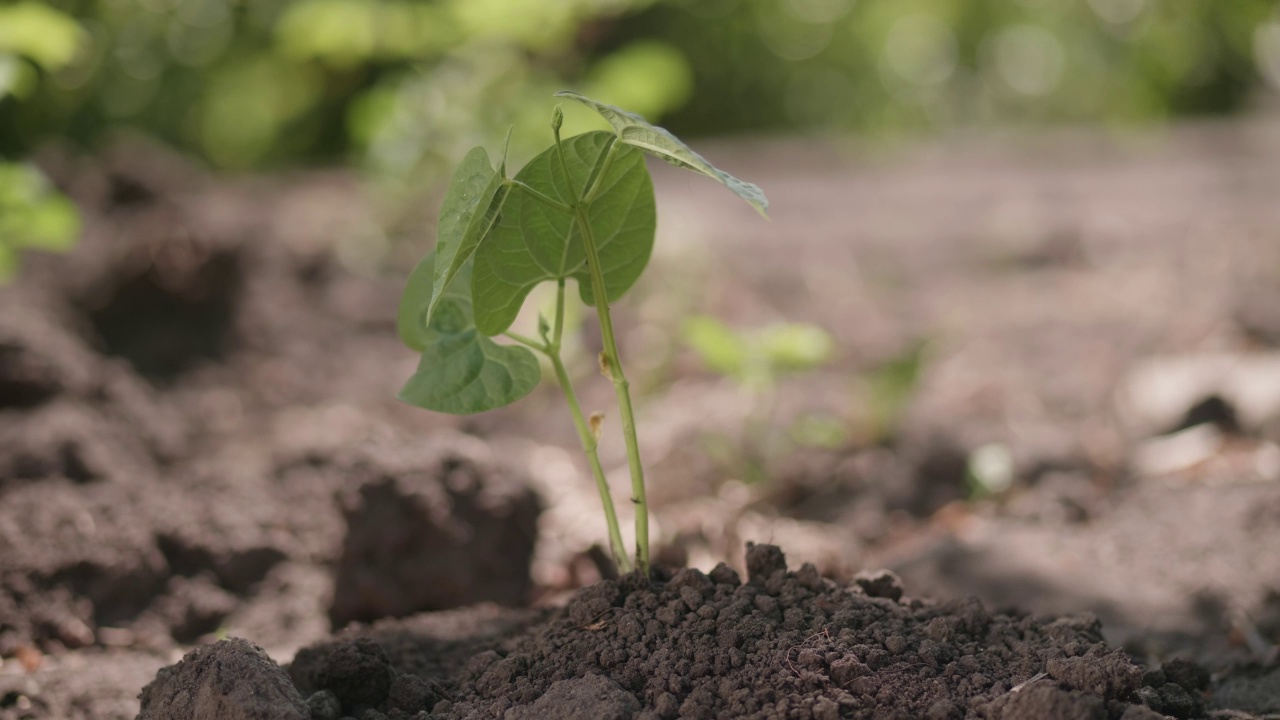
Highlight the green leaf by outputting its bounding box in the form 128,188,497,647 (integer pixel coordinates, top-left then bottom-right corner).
398,251,439,352
555,90,768,217
428,144,508,326
397,253,541,414
471,131,655,336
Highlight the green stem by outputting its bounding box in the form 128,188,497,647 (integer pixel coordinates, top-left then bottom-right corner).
552,121,575,199
546,279,631,573
581,136,621,204
510,179,573,215
572,205,649,576
501,330,547,352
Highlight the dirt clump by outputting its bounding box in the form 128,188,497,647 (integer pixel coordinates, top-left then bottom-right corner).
137,637,308,720
225,544,1183,720
330,449,542,629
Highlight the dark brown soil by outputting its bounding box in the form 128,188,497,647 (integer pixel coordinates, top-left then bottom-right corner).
139,545,1199,719
4,121,1280,718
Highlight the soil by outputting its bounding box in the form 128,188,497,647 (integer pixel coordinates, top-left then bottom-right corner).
141,544,1191,720
3,119,1280,718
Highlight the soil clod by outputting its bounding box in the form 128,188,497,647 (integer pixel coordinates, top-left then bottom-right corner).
137,637,308,720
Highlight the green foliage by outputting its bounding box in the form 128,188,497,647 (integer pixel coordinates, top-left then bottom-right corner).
472,131,655,335
0,2,85,100
429,144,509,326
0,3,84,70
555,92,767,216
400,93,760,413
682,316,833,386
398,92,766,573
859,341,928,442
3,0,1276,219
397,252,541,414
611,0,1280,136
682,316,835,484
0,163,81,282
0,0,686,179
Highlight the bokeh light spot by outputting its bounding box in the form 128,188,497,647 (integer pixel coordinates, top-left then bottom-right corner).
1256,22,1280,89
882,14,957,88
1087,0,1146,25
785,0,852,24
991,25,1065,96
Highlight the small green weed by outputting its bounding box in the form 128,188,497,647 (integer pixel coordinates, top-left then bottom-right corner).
682,315,835,483
397,92,767,575
0,163,81,282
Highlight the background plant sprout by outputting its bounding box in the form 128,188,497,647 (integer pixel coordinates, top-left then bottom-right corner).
397,91,767,575
0,163,81,282
682,316,835,483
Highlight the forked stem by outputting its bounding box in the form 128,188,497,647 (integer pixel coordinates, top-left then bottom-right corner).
552,124,651,576
543,281,631,573
571,207,649,575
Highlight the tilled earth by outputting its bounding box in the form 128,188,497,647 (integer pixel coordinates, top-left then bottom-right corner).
3,119,1280,718
140,545,1195,720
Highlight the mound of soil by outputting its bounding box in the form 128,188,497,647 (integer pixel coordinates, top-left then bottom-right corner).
139,545,1202,720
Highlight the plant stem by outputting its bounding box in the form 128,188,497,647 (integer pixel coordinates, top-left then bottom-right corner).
509,179,573,215
546,279,631,573
501,330,547,352
552,122,574,199
571,204,649,576
581,137,621,204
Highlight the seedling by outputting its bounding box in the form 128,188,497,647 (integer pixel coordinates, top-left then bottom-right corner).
682,316,835,482
0,162,81,282
397,91,767,575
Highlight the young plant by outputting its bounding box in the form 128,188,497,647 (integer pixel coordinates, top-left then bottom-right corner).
0,162,81,282
682,316,835,482
396,91,767,575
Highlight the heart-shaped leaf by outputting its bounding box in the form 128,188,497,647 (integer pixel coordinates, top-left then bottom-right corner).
471,131,656,336
398,253,541,414
427,144,509,326
555,90,768,217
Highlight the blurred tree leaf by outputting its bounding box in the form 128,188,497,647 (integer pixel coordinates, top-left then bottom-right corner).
582,41,693,122
0,54,37,100
276,0,379,67
0,3,85,70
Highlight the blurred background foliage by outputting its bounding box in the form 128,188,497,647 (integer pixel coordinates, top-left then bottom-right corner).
4,0,1280,172
0,160,80,278
1,0,1279,261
